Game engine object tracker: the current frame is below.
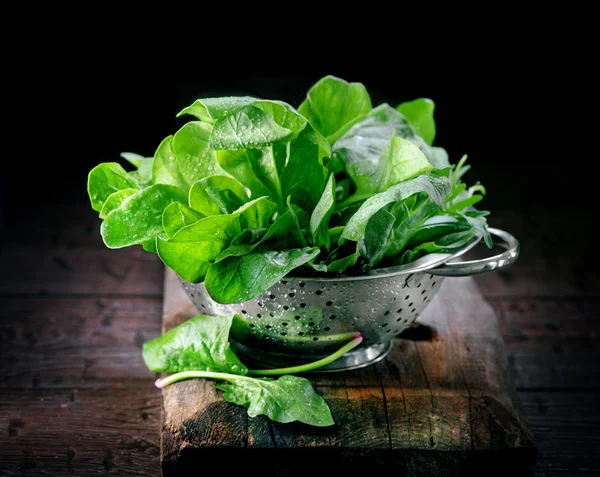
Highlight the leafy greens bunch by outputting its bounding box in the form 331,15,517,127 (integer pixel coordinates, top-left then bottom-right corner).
88,75,491,304
143,313,362,426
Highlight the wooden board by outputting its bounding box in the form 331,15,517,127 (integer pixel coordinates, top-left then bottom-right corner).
160,269,537,476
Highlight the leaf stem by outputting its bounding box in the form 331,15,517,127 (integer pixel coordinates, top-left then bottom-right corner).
155,370,255,389
154,334,363,388
247,334,362,376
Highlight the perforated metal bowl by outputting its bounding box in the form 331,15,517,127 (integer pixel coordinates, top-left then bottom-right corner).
181,228,519,371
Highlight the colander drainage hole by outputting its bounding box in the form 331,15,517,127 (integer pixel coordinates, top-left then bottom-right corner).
283,305,289,310
386,329,391,333
397,308,403,314
257,302,263,307
329,315,336,320
269,312,275,317
249,324,255,328
324,327,331,331
405,295,410,300
300,303,307,308
316,290,323,296
282,322,288,326
295,315,301,320
396,317,402,322
288,293,295,297
241,310,247,314
269,294,276,299
381,323,388,327
432,281,436,286
312,337,319,341
417,282,421,288
265,325,271,329
299,282,306,287
411,308,416,313
298,332,305,336
408,302,413,307
423,297,428,302
384,310,390,316
308,322,315,327
281,332,287,336
421,289,426,295
257,314,262,318
326,301,333,306
281,280,288,284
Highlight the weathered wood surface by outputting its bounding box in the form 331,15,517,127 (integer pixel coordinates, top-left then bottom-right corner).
1,204,599,476
160,268,536,475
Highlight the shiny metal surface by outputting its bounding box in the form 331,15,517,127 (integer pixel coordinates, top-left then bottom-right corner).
180,227,519,371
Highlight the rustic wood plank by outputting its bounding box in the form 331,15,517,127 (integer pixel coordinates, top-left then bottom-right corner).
493,299,600,390
0,296,162,389
0,246,163,296
160,269,536,475
0,388,161,476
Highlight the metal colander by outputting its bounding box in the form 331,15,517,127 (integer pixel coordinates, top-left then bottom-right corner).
181,228,519,371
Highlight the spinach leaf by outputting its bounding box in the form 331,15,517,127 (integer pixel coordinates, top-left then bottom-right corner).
210,101,306,151
189,176,249,216
99,188,138,220
142,314,247,375
171,122,225,188
216,149,274,199
121,152,154,187
162,202,205,239
157,198,277,282
280,124,329,211
204,247,320,304
362,207,396,268
299,75,372,143
87,163,139,212
177,97,258,123
216,375,334,427
399,229,478,265
341,173,451,242
397,98,436,146
310,174,336,250
101,184,187,248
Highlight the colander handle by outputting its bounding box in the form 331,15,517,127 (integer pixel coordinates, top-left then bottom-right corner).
427,228,520,277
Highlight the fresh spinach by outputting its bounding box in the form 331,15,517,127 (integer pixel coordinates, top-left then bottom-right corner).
88,74,492,304
144,313,363,426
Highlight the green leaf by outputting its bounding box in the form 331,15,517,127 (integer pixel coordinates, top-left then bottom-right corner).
298,75,372,142
310,174,335,250
142,314,247,375
171,122,225,188
406,215,472,247
162,202,205,239
99,188,138,220
326,242,360,273
87,163,139,212
334,106,434,195
120,152,147,167
216,374,334,426
280,124,329,211
397,98,436,146
341,173,451,242
101,184,187,248
177,97,258,122
210,101,306,151
261,200,307,250
121,152,154,187
189,176,249,216
157,198,277,283
216,149,273,200
204,247,320,304
363,208,396,267
399,229,478,265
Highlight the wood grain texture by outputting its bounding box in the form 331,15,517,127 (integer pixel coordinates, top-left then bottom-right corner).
1,204,598,476
160,268,536,476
